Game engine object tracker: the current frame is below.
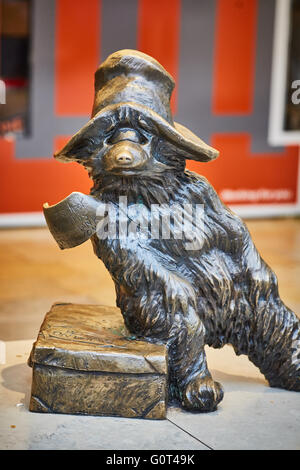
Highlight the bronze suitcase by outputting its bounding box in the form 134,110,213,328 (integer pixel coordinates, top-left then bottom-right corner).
28,303,168,419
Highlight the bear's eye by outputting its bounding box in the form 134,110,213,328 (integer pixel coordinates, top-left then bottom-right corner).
138,116,155,134
103,119,115,134
109,128,141,144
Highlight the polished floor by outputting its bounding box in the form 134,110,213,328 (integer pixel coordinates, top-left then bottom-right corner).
1,338,300,450
0,218,300,450
0,218,299,341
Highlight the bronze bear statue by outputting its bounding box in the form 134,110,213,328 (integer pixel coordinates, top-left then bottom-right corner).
44,50,300,412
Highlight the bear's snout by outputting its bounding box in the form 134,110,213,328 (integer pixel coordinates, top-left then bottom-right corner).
115,151,133,164
104,141,149,174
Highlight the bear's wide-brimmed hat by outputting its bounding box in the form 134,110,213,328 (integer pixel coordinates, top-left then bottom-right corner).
54,50,219,163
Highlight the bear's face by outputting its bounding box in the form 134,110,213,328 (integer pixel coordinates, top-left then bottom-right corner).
101,127,153,176
87,120,186,206
86,115,186,186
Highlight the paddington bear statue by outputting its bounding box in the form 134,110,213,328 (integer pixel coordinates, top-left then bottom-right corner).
44,50,300,412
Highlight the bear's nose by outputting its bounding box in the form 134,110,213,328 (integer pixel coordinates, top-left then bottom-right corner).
116,153,133,164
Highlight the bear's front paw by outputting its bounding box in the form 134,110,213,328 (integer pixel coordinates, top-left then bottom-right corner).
181,376,224,412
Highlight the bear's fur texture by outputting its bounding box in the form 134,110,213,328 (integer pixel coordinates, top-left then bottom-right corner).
86,128,300,412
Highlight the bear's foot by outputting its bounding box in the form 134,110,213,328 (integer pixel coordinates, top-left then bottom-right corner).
268,375,300,392
181,376,224,412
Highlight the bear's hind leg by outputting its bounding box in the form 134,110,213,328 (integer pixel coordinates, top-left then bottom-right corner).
168,305,223,412
237,234,300,391
231,284,300,391
254,303,300,391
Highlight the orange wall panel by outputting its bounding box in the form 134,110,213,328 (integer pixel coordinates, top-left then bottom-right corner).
0,139,91,213
55,0,100,116
212,0,258,115
1,0,299,216
187,134,299,205
137,0,181,113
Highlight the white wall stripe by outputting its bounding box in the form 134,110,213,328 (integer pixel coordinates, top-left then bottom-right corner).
0,202,299,230
0,212,46,228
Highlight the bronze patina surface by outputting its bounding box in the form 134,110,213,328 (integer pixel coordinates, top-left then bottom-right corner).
37,49,299,414
28,303,167,419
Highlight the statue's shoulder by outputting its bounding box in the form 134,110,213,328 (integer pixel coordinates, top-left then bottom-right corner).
183,170,246,229
183,170,220,202
184,170,211,185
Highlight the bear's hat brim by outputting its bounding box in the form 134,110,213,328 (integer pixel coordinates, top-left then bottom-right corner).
54,102,219,163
